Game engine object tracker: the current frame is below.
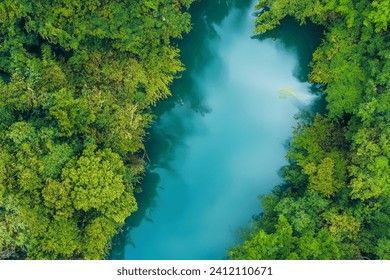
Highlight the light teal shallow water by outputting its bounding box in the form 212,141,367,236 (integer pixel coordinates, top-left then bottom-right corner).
110,0,322,260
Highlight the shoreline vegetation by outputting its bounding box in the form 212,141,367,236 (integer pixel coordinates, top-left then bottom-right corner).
0,0,193,259
229,0,390,259
1,0,389,261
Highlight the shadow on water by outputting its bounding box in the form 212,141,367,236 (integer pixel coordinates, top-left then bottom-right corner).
154,0,255,117
110,0,256,260
254,16,326,118
254,17,324,82
110,170,160,259
110,0,325,259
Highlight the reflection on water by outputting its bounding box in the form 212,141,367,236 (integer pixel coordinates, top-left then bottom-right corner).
110,0,322,260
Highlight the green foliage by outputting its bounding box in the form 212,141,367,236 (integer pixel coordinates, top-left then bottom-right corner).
365,0,390,32
48,89,95,137
228,215,296,259
39,219,81,259
228,215,341,260
0,0,193,259
82,217,118,259
0,196,29,259
230,0,390,260
304,157,339,197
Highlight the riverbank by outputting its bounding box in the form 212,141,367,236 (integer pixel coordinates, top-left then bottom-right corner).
111,0,322,260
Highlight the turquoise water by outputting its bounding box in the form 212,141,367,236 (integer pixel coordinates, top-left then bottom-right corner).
110,0,322,260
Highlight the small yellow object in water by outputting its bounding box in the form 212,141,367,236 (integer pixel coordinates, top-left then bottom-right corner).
278,88,298,99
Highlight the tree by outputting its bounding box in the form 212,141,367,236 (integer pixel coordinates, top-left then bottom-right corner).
0,0,193,259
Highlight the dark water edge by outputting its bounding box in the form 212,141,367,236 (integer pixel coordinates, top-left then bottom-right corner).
110,0,323,260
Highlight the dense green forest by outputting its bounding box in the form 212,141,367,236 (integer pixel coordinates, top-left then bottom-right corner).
229,0,390,259
1,0,389,260
0,0,192,259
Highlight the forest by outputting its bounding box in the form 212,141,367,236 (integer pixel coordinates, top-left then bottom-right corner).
229,0,390,259
1,0,389,260
0,0,192,259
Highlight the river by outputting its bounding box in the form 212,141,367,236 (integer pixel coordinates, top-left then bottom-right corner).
110,0,322,260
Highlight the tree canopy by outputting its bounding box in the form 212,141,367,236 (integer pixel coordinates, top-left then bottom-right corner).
0,0,192,259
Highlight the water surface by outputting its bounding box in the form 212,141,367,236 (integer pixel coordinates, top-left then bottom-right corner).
111,0,322,260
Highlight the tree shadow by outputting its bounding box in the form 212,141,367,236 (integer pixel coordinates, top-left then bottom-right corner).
156,0,255,117
253,17,324,82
